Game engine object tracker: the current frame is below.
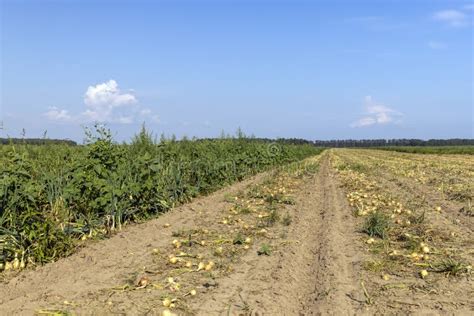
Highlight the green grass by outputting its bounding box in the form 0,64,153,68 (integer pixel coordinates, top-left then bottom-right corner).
363,212,391,239
432,259,471,276
281,213,292,226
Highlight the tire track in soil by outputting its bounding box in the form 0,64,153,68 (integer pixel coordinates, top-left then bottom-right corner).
305,156,364,315
189,155,364,315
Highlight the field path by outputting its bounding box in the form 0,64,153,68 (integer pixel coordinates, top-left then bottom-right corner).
0,154,366,315
187,156,364,315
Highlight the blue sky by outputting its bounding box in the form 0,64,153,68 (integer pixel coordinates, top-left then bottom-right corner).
1,0,473,142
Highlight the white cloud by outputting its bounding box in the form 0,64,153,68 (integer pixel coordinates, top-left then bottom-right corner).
44,80,159,125
433,9,468,27
44,106,72,122
428,41,447,49
351,96,403,128
352,116,376,127
84,80,136,107
83,80,138,123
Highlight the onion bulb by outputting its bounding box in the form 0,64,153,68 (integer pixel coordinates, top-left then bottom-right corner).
12,258,20,270
197,262,205,271
4,261,12,271
137,276,149,287
172,240,181,249
162,298,172,307
205,261,215,271
169,257,178,264
161,309,177,316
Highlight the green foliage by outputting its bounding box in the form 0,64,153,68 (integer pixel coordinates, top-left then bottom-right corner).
432,259,471,276
363,212,390,239
282,213,292,226
257,243,272,256
0,126,320,268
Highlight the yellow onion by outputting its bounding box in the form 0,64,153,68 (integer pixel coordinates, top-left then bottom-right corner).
162,298,172,307
197,262,205,271
169,257,178,264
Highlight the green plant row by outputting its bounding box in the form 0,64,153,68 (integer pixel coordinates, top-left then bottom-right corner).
0,126,323,270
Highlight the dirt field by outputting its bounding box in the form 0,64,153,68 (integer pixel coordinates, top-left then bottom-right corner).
1,150,472,315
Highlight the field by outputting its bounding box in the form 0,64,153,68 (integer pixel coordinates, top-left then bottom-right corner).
0,142,473,315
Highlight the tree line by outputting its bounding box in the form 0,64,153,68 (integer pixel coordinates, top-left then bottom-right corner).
1,136,472,148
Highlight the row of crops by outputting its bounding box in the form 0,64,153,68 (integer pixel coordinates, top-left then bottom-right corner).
0,126,322,271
